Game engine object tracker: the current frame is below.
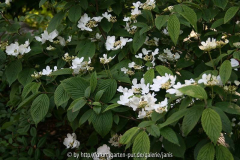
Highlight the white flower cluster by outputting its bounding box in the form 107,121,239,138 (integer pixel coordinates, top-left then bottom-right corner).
100,54,115,64
135,48,159,67
35,30,59,44
121,62,143,75
117,78,169,119
198,74,222,86
93,144,112,160
63,133,80,149
102,12,117,23
5,40,31,57
158,48,180,62
70,57,92,74
108,134,122,147
77,13,103,31
31,65,58,78
199,38,217,51
144,36,159,46
105,36,132,51
123,17,138,35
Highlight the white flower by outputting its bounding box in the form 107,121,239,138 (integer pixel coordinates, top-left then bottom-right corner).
109,134,122,147
142,0,156,10
105,36,132,50
102,12,112,22
6,40,31,56
234,80,240,86
46,45,55,50
121,67,128,74
35,30,59,44
57,36,66,46
93,144,112,160
5,0,12,5
198,74,222,86
63,133,80,149
90,33,102,42
77,13,103,31
230,58,239,71
131,2,142,16
199,38,217,51
42,66,53,76
100,54,115,64
166,82,184,96
154,98,168,113
71,57,92,74
158,48,180,62
150,74,176,91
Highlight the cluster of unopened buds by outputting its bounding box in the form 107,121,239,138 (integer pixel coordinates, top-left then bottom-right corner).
62,53,75,62
31,71,42,79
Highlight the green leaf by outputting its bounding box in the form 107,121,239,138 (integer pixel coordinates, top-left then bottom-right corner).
67,109,80,122
90,72,97,93
93,105,101,114
179,5,198,31
17,92,40,110
95,90,105,102
31,94,50,125
96,79,117,103
201,108,222,144
219,60,232,84
43,149,55,157
76,41,96,59
215,102,240,115
37,136,47,148
162,134,186,158
120,127,140,144
211,18,224,29
159,109,187,128
39,0,47,7
68,98,87,112
0,50,6,65
100,19,113,33
6,22,21,33
18,68,35,86
50,68,73,76
132,131,150,160
62,77,89,100
103,103,120,112
47,11,65,32
179,85,208,100
167,14,180,45
179,97,192,110
143,68,154,85
79,109,93,125
146,124,160,137
155,15,169,30
6,60,22,86
197,143,215,160
22,82,41,99
182,105,204,136
155,65,173,76
216,145,234,160
68,5,82,22
133,31,146,53
160,127,179,145
224,6,239,23
92,111,113,137
84,86,91,98
54,84,70,107
212,107,232,133
30,127,37,137
213,0,228,10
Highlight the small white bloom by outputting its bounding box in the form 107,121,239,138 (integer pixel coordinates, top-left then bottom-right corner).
199,38,217,51
46,45,55,50
35,30,59,44
105,36,132,51
5,0,12,5
77,13,103,31
93,144,112,160
230,58,239,71
42,66,53,76
109,134,122,147
100,54,115,64
63,133,80,149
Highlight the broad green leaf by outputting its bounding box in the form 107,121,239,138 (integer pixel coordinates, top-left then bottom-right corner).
54,84,70,107
160,127,179,145
84,86,91,98
103,103,120,112
96,79,117,103
168,14,180,45
179,97,192,110
163,134,186,158
92,111,113,137
50,68,73,76
179,5,198,31
219,60,232,84
39,0,47,7
211,18,224,29
6,22,21,33
182,105,204,136
67,109,80,122
215,102,240,115
132,131,150,160
22,82,41,99
6,60,22,86
93,105,101,114
216,145,234,160
95,90,105,102
224,6,239,23
47,11,65,32
197,143,215,160
31,94,49,125
68,98,87,112
79,109,93,125
179,85,207,100
155,15,169,30
120,127,140,144
76,41,96,59
43,149,55,157
133,31,146,53
143,68,154,85
17,92,40,110
100,19,113,33
155,65,173,76
159,109,187,128
146,124,160,137
90,72,97,93
212,107,232,133
0,50,6,65
62,77,89,100
201,108,222,144
18,68,35,86
68,5,82,22
213,0,228,10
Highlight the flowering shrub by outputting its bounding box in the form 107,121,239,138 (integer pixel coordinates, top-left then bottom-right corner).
1,0,240,159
